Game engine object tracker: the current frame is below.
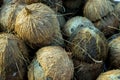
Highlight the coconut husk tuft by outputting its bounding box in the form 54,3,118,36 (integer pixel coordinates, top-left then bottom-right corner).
28,46,74,80
96,69,120,80
15,3,64,48
84,0,114,21
0,33,29,80
0,2,26,32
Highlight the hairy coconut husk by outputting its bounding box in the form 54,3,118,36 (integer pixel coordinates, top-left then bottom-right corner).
115,3,120,19
73,58,103,80
15,3,64,48
66,16,108,63
23,0,40,4
0,33,29,80
107,33,120,69
96,69,120,80
28,46,74,80
0,2,26,32
93,13,120,37
84,0,114,21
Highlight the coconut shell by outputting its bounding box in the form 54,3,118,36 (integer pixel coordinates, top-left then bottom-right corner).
0,2,26,32
15,3,64,48
28,46,74,80
96,69,120,80
84,0,114,21
66,16,108,63
73,58,103,80
107,33,120,69
0,33,29,80
93,13,120,37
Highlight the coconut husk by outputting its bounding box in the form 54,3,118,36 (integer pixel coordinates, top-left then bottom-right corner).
28,46,74,80
107,33,120,69
0,2,26,32
84,0,114,21
73,58,103,80
93,13,120,37
0,33,29,80
96,69,120,80
23,0,40,4
115,3,120,19
67,17,108,63
15,3,64,48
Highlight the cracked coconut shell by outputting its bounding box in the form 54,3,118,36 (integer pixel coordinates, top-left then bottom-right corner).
84,0,114,21
0,2,26,32
66,16,108,63
96,69,120,80
0,33,29,80
28,46,74,80
15,3,64,48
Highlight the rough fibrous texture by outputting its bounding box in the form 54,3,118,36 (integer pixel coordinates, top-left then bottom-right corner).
28,46,74,80
15,3,64,48
0,2,25,32
66,16,108,63
96,70,120,80
0,33,29,80
107,33,120,69
84,0,114,21
115,3,120,18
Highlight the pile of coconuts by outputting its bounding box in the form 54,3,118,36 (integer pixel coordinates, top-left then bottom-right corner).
0,0,120,80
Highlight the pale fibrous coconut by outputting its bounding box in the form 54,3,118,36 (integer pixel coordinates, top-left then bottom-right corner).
15,3,64,48
0,33,29,80
84,0,114,21
96,69,120,80
0,2,26,32
66,16,108,63
28,46,74,80
107,33,120,69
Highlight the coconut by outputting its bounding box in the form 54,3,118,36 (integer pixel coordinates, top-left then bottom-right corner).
15,3,64,48
73,58,103,80
96,69,120,80
0,2,26,32
23,0,40,4
106,33,120,69
0,33,29,80
28,46,74,80
65,16,108,63
84,0,114,22
93,13,120,37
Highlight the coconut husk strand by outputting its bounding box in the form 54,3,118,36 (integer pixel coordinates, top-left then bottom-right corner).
107,33,120,69
15,3,64,48
67,17,108,63
28,46,74,80
96,69,120,80
0,2,26,32
0,33,29,80
84,0,114,22
73,58,103,80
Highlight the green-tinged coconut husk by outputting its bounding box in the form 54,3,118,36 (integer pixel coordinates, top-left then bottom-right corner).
84,0,114,21
107,33,120,69
15,3,64,48
66,16,108,63
115,3,120,19
63,0,82,9
73,58,103,80
94,13,120,37
0,2,26,32
0,33,29,80
28,46,74,80
96,69,120,80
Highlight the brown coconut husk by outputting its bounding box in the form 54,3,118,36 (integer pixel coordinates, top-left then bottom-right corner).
0,2,26,32
93,13,120,37
96,69,120,80
15,3,64,48
73,58,103,80
84,0,114,21
0,33,29,80
66,16,108,63
23,0,40,4
28,46,74,80
107,33,120,69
